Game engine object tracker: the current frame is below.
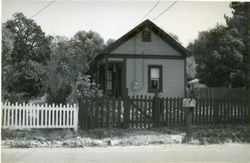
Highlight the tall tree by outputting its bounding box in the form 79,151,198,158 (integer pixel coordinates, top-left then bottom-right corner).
5,13,51,64
70,30,105,74
188,25,245,87
3,13,52,101
225,2,250,57
45,31,106,104
106,38,115,46
2,25,14,99
187,2,249,87
45,36,74,104
225,2,250,88
168,32,181,44
2,25,14,67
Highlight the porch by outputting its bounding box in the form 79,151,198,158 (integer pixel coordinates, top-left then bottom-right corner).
93,57,126,97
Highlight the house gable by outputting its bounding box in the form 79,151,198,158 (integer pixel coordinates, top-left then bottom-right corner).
111,27,181,56
96,19,188,60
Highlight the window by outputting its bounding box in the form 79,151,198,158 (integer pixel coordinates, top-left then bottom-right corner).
142,31,151,42
148,65,163,92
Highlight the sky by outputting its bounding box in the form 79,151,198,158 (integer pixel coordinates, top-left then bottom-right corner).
2,0,233,47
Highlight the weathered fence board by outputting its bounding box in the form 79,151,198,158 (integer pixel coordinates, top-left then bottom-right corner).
78,95,250,129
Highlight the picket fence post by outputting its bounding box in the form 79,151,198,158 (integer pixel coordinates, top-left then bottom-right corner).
74,104,78,131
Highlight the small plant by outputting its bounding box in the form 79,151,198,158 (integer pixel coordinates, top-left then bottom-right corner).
1,129,27,140
9,141,31,148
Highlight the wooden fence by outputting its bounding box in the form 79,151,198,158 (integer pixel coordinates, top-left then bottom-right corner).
194,87,249,99
1,102,78,130
191,98,249,125
78,96,250,129
3,96,248,130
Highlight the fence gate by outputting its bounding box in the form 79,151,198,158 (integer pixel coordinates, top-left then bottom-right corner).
128,95,153,128
78,97,125,129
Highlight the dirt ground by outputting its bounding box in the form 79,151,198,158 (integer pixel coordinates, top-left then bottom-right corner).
1,125,250,148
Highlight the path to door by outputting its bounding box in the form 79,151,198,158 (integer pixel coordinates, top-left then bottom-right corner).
2,144,250,162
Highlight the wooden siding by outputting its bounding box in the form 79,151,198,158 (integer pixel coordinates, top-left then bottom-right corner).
111,28,181,56
126,59,185,97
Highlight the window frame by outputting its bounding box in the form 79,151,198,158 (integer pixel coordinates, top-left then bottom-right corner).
148,65,163,93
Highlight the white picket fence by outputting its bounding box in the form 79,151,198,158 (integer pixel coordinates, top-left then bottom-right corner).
1,102,79,131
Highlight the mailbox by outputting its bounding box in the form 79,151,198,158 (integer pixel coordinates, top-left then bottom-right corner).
183,98,196,108
182,98,196,138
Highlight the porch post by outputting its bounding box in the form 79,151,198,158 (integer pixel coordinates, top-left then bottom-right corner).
123,58,127,97
96,64,100,85
105,57,108,96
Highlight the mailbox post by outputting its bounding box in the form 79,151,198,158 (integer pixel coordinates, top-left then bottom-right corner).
183,98,196,138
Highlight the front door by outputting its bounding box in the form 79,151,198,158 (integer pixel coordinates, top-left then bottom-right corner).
106,63,123,97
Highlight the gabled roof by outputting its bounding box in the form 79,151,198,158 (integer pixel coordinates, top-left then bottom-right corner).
96,19,188,60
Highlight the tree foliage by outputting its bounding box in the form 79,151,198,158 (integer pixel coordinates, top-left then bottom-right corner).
225,2,250,88
187,2,249,87
2,25,14,99
225,2,250,57
106,38,115,46
2,13,109,103
5,13,51,64
69,30,105,74
2,25,14,66
2,13,51,101
45,31,105,104
168,32,181,44
186,56,196,80
45,36,74,104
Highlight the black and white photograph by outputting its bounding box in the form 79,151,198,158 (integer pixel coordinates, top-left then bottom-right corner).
1,0,250,162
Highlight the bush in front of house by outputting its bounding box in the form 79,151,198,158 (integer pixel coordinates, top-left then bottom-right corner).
66,74,103,104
